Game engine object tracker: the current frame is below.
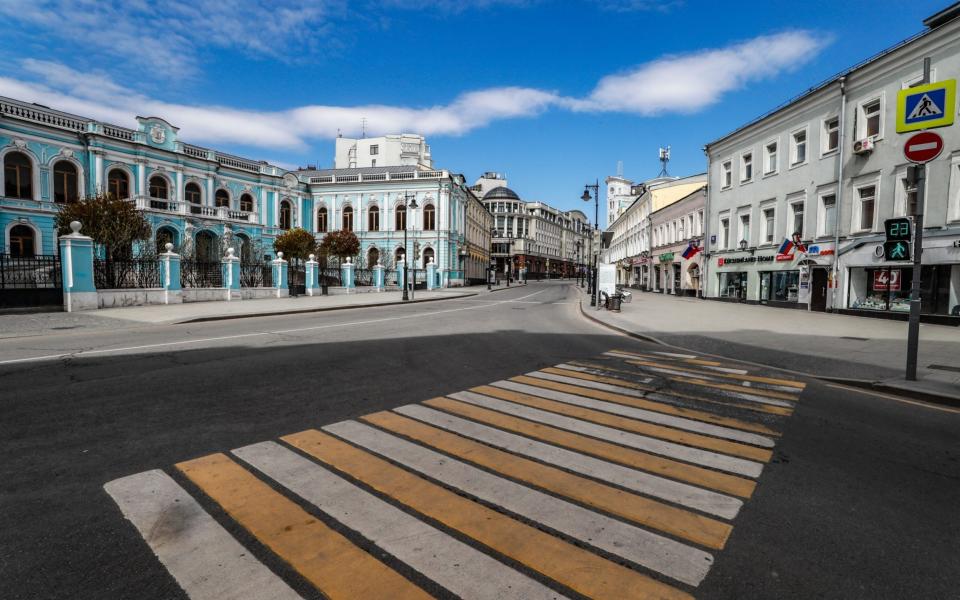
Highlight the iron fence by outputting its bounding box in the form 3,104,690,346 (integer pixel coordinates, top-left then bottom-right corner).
94,257,162,289
319,267,341,286
0,254,61,289
240,264,272,288
355,268,373,286
180,260,223,288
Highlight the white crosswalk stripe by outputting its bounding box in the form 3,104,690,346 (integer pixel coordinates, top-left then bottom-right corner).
525,369,652,396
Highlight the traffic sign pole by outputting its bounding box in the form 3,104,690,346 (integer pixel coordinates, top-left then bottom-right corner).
905,58,930,382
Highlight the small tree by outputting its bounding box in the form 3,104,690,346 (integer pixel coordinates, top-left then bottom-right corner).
56,192,151,260
319,230,360,267
273,228,318,263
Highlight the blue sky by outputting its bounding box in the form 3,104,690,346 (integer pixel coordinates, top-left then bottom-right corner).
0,0,949,225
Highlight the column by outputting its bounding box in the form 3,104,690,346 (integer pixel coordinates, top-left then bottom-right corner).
206,176,214,207
305,254,319,296
137,158,147,196
159,243,182,305
59,221,97,312
272,252,289,298
222,248,241,301
94,150,103,192
341,257,355,293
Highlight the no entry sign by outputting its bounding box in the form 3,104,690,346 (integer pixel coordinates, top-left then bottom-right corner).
903,131,944,164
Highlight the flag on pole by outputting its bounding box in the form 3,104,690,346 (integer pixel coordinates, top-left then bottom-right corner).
777,238,795,255
681,243,701,259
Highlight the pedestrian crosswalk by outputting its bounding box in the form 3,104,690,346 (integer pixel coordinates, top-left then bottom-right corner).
105,348,806,599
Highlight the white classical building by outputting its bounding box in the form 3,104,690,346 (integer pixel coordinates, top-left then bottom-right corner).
334,134,432,170
704,4,960,322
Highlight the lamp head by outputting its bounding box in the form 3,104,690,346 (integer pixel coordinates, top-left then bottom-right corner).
738,239,748,251
581,189,591,202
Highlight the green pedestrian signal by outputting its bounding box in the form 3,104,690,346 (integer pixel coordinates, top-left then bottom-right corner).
884,218,912,241
883,240,911,261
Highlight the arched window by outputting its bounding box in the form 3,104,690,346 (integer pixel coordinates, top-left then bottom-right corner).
239,193,254,213
9,224,35,257
422,247,435,267
342,206,353,231
53,160,78,203
184,182,202,204
155,227,176,254
367,247,380,267
149,175,168,200
4,152,33,199
215,189,230,208
195,231,218,262
423,204,436,231
317,207,328,232
368,205,380,231
395,247,405,266
279,201,292,230
395,204,406,231
107,169,129,199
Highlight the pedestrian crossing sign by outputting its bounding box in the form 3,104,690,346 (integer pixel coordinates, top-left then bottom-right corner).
896,79,955,132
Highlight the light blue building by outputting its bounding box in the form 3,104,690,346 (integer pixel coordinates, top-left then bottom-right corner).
0,96,486,297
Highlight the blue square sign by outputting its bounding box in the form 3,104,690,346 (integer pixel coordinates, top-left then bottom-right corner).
897,79,955,132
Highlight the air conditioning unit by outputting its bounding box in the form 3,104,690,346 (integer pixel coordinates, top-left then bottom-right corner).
853,136,875,155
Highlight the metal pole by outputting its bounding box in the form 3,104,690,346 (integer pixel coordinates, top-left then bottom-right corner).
402,221,409,301
593,179,600,310
905,57,930,381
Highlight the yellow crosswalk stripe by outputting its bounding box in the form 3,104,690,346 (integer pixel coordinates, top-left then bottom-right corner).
282,429,693,600
425,396,757,498
612,348,728,367
362,410,733,550
668,376,801,402
176,453,430,600
542,366,656,391
539,367,781,436
571,361,795,416
474,385,774,462
623,358,806,389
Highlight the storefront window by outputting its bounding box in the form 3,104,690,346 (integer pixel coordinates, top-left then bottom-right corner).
759,270,799,302
719,272,748,299
849,266,956,315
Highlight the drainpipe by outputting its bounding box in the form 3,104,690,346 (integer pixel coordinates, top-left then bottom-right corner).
701,146,711,300
830,77,847,312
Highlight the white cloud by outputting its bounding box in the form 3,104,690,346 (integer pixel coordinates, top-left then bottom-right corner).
581,31,830,114
0,31,828,153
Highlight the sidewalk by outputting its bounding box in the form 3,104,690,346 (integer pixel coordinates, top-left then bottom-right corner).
580,289,960,403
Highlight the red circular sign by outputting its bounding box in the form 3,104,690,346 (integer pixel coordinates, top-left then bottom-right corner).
903,131,943,164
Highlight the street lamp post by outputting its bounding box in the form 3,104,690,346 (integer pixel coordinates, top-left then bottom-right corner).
488,226,497,291
582,180,600,308
401,192,418,302
575,239,583,288
505,231,513,287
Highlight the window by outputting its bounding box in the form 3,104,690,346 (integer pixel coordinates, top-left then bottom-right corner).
107,169,129,199
149,175,168,200
184,182,202,204
215,189,230,208
4,152,32,199
823,117,839,153
739,214,750,245
368,205,380,231
370,145,379,156
371,159,376,167
721,161,732,188
720,217,730,249
317,207,328,232
53,161,78,203
8,224,35,257
279,201,292,230
763,208,775,243
396,204,407,230
789,201,805,238
423,204,436,231
741,153,753,183
240,193,254,212
342,206,353,231
860,98,881,139
858,185,876,231
791,130,807,165
899,177,918,217
764,142,778,175
820,194,837,237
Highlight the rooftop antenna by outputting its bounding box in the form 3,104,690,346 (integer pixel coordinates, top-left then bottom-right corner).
616,160,623,178
361,117,367,139
337,128,342,138
658,146,671,178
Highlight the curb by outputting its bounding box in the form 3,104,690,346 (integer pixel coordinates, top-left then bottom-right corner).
484,283,528,295
576,298,960,409
177,292,479,324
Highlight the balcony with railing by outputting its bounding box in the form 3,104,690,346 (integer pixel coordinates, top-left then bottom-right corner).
307,169,448,185
131,196,259,223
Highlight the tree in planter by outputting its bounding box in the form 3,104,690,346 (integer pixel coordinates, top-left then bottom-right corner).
55,191,151,260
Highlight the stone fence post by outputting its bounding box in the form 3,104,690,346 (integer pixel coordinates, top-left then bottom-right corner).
160,242,182,304
372,261,385,291
341,257,355,293
426,258,437,290
272,252,289,298
222,247,241,301
59,221,97,312
305,254,319,296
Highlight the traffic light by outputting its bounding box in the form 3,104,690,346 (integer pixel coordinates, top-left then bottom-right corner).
883,217,912,261
413,241,421,260
883,240,911,261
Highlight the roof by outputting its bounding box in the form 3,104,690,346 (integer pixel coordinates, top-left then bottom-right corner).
296,165,420,177
483,186,521,201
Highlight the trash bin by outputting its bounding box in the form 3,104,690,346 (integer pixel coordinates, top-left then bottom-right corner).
609,293,623,312
600,291,610,309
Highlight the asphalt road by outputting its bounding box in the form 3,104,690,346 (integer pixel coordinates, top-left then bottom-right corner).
2,281,958,599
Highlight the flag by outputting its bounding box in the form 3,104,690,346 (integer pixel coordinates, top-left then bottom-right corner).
681,243,701,259
777,238,794,255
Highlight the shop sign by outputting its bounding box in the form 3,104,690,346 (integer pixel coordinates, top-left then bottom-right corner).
630,257,649,265
805,244,834,257
775,252,795,262
659,252,675,262
873,269,901,291
717,255,774,266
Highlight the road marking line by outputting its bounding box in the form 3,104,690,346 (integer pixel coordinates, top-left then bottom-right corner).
103,470,304,600
232,441,561,600
176,453,430,600
527,369,653,397
551,364,656,389
824,383,960,414
324,419,715,585
389,404,744,520
612,359,806,392
499,378,776,456
668,376,798,404
452,390,764,478
283,429,693,600
652,351,698,359
570,361,794,416
424,397,757,498
607,351,751,374
538,368,782,436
